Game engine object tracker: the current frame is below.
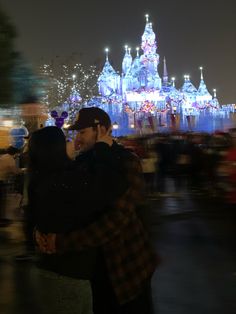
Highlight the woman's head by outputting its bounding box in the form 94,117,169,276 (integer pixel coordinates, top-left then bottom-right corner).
28,126,69,173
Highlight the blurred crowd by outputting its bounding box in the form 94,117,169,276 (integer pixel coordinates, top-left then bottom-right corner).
120,129,236,205
1,128,236,224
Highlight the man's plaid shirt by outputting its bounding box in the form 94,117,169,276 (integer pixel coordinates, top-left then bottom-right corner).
57,143,158,304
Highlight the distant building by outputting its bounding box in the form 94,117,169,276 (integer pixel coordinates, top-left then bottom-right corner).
59,16,236,134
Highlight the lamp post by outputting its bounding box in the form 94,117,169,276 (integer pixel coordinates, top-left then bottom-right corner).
113,121,119,137
213,89,217,98
171,77,176,87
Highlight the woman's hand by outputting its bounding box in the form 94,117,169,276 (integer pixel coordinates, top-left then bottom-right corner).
96,125,113,146
35,230,57,254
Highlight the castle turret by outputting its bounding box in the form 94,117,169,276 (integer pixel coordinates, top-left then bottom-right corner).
139,14,162,90
141,14,157,56
210,88,220,108
196,67,212,103
181,75,197,94
122,46,133,75
98,49,120,97
181,75,198,110
124,47,143,91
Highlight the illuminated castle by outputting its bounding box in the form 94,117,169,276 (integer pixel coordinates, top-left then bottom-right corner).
85,15,235,134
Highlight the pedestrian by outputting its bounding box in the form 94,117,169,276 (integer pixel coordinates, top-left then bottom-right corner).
37,107,158,314
224,128,236,207
14,136,37,261
0,146,21,223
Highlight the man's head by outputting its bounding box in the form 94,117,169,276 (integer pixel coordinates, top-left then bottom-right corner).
69,107,111,152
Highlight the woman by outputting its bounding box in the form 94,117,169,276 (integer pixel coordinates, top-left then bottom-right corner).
27,126,124,314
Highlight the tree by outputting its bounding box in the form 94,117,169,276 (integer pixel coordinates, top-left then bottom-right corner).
11,53,43,104
39,59,99,109
0,6,16,104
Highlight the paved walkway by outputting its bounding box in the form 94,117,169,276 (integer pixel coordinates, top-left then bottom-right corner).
0,191,235,313
150,197,236,314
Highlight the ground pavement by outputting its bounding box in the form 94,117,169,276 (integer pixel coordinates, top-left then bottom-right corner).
0,188,235,314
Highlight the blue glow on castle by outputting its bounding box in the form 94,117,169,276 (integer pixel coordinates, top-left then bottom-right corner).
84,15,236,135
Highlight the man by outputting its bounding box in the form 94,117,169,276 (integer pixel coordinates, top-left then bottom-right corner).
37,107,158,314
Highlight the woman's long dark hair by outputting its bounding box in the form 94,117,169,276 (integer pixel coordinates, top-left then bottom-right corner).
28,126,71,174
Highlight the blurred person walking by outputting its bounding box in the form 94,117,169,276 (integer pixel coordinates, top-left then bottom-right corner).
0,146,21,224
155,135,170,195
224,128,236,207
15,137,36,261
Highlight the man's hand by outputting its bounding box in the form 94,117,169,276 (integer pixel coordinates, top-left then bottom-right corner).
96,125,113,146
35,230,57,254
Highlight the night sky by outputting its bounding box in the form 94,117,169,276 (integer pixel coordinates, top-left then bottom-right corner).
1,0,236,103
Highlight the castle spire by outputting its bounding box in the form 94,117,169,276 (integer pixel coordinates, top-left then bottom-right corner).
163,57,168,86
141,16,157,54
199,66,204,80
105,48,109,61
140,14,161,89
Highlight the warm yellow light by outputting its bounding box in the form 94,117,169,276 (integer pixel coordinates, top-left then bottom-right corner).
63,123,70,129
113,122,119,130
2,120,14,127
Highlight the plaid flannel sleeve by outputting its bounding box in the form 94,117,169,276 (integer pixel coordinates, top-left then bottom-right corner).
56,200,135,253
